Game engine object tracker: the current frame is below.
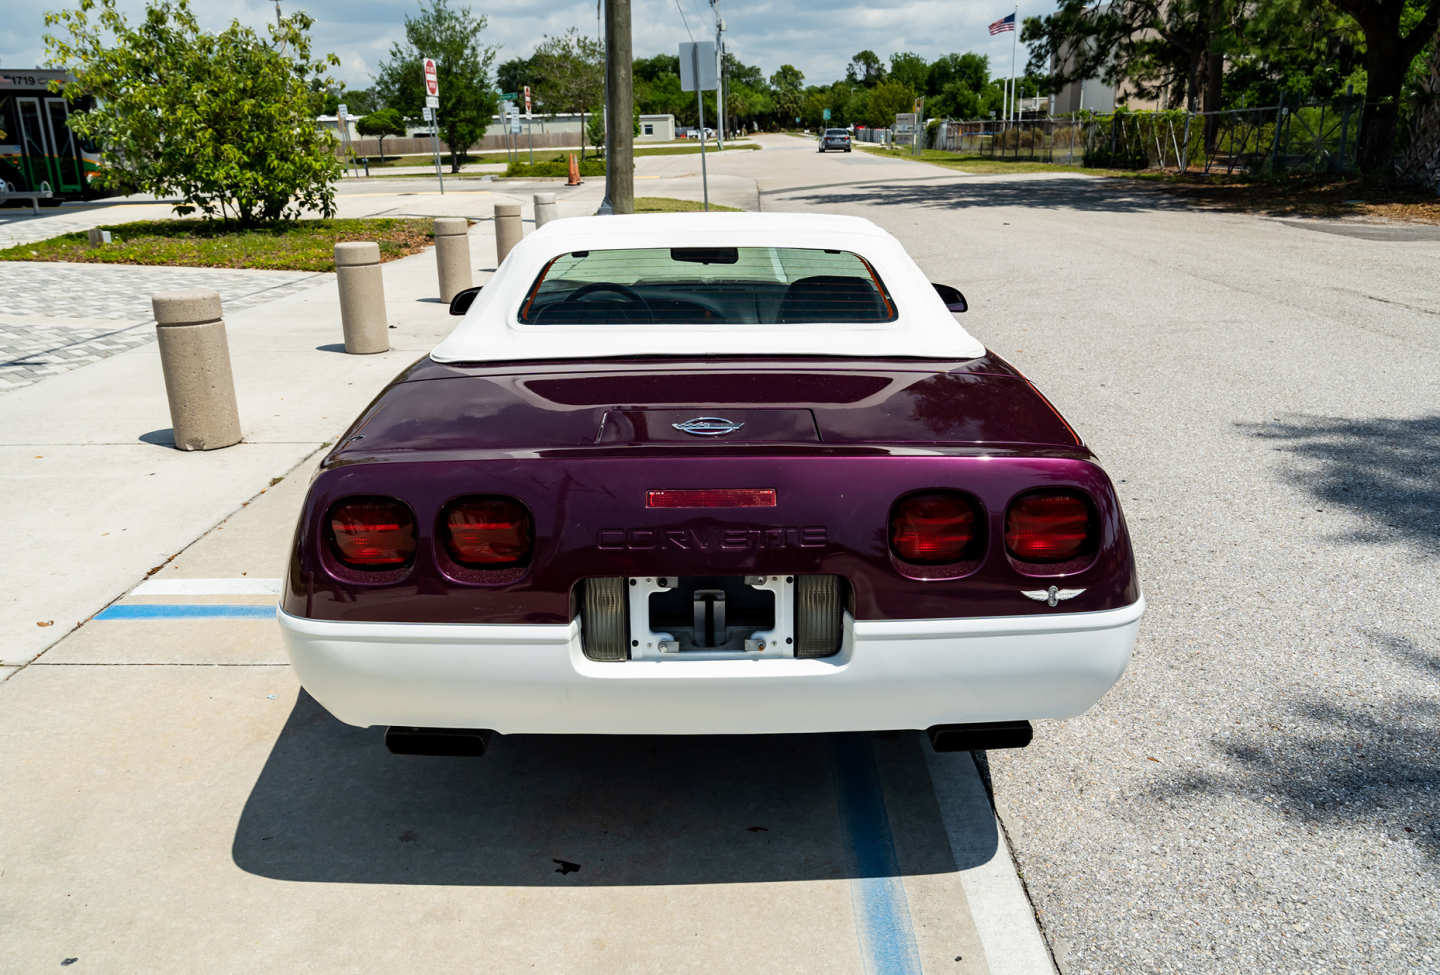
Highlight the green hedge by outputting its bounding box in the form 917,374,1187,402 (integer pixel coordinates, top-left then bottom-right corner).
504,154,607,178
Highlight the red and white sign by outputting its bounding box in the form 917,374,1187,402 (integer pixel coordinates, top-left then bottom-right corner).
523,85,532,116
422,58,439,97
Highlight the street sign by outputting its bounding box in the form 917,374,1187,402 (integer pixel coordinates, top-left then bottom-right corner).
894,112,917,133
425,95,439,109
422,58,439,97
678,41,717,92
499,91,517,101
422,106,434,121
336,102,348,120
523,85,532,116
913,96,925,115
499,100,515,117
822,108,831,121
509,113,521,135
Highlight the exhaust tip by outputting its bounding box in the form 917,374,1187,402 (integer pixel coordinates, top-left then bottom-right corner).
926,721,1033,752
384,727,494,757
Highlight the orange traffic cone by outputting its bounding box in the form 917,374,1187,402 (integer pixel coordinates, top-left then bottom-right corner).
566,153,582,186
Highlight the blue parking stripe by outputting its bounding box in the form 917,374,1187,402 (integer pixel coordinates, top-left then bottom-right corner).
96,604,276,620
833,734,923,975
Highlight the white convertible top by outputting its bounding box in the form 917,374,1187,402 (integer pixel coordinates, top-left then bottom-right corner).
429,211,985,363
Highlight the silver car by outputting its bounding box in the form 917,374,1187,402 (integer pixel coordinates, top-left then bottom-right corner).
818,128,852,152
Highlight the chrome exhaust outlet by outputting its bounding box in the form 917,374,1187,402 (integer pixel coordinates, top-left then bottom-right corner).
926,721,1033,752
384,727,493,756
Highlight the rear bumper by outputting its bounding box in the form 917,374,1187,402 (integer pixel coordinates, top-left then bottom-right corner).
277,598,1143,734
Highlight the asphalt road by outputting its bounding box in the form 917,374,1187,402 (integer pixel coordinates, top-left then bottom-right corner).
724,135,1439,973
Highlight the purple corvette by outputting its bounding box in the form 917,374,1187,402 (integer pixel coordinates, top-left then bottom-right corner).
278,213,1143,754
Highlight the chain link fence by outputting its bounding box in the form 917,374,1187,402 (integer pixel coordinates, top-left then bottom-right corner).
934,96,1364,175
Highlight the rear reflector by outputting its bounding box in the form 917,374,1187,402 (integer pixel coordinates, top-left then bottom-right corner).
328,498,416,568
582,577,629,662
1005,491,1094,562
890,492,981,564
443,497,533,567
795,575,844,658
646,488,777,509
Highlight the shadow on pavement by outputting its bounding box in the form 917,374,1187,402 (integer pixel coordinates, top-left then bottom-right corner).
771,176,1190,215
232,691,990,886
1243,413,1440,553
314,343,349,354
137,428,175,447
1153,631,1440,860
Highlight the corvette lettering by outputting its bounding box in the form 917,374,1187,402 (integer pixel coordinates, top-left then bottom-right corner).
597,526,827,551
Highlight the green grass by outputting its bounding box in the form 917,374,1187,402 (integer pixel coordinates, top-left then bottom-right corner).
359,141,755,169
634,143,759,157
856,143,1122,176
0,218,434,271
503,155,608,178
633,197,741,213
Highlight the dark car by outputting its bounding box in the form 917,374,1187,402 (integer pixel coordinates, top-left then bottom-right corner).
277,213,1143,755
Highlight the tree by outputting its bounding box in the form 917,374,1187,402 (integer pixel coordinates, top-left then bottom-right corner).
1396,37,1439,187
531,29,605,156
357,107,406,160
846,50,887,86
931,80,983,119
375,0,498,172
927,53,989,96
496,55,533,96
889,52,930,92
322,86,379,116
44,0,341,223
867,79,917,127
1325,0,1440,179
770,64,805,122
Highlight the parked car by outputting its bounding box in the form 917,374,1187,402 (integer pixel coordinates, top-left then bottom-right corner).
277,212,1144,756
818,128,852,152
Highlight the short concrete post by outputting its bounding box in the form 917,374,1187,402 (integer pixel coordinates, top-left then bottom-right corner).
533,192,559,229
152,291,242,451
494,202,523,264
333,241,389,354
433,217,473,301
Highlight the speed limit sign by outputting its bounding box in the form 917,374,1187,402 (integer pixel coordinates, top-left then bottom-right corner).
422,58,439,97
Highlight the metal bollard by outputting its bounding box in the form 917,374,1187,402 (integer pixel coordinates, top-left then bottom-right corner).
433,217,473,302
533,192,559,229
494,202,523,264
333,241,389,354
152,291,242,451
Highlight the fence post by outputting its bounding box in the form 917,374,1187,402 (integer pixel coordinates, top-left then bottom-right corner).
1267,90,1286,174
151,291,243,451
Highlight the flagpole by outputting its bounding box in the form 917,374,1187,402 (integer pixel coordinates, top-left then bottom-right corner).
1008,0,1019,125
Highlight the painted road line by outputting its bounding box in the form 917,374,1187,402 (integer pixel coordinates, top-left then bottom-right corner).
132,577,283,596
96,605,276,621
833,734,923,975
926,749,1058,975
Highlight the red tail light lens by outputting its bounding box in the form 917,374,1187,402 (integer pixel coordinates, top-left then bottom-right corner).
328,498,416,568
890,492,981,564
443,497,532,567
1005,491,1094,563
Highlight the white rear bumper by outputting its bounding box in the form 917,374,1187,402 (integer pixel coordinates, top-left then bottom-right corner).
277,598,1143,734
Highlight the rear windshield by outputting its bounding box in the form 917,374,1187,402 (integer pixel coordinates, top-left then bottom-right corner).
518,246,897,325
825,129,849,136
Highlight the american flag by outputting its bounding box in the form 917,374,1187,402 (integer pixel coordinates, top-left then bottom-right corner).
988,12,1016,34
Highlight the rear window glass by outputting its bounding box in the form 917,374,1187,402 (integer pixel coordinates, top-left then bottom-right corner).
518,246,896,325
825,129,849,136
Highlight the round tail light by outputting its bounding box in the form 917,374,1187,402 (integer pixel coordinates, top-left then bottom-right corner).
1005,491,1095,563
328,497,416,568
890,492,982,564
443,496,533,567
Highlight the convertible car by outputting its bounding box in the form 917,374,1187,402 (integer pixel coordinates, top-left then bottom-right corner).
277,212,1143,755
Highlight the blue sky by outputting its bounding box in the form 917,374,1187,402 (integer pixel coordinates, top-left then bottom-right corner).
3,0,1056,90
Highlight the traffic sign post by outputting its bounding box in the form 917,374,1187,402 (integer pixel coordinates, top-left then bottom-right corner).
422,58,444,194
679,40,717,212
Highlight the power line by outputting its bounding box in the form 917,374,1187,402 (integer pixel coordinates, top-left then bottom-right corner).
673,0,695,41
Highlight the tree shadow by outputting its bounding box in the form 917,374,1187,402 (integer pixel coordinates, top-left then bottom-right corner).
1154,631,1440,860
1241,413,1440,553
231,692,992,886
770,176,1193,216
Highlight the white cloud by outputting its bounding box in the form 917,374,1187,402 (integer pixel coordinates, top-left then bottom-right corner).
3,0,1053,90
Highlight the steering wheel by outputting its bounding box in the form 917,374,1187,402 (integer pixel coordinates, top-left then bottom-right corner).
560,282,654,322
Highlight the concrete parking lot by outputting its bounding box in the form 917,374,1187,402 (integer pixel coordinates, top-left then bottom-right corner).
2,134,1437,974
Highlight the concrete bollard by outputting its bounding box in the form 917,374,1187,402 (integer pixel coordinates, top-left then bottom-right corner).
494,202,523,265
334,241,389,354
152,291,242,451
433,217,473,302
533,193,559,229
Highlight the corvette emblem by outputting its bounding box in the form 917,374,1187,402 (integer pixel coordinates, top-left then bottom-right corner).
672,416,744,437
1022,586,1085,608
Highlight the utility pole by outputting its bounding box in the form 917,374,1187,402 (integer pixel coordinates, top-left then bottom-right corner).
600,0,635,214
710,1,725,149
